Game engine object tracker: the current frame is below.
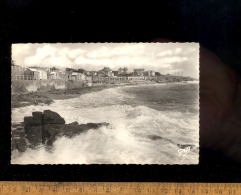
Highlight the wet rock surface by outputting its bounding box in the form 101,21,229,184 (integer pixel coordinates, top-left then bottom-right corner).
43,110,65,125
12,110,109,152
12,138,27,152
11,124,28,152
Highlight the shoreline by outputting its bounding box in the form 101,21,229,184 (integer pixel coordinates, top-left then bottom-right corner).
11,84,118,108
11,82,153,108
11,81,196,109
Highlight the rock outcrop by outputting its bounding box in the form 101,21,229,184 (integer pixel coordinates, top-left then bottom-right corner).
12,123,27,152
43,110,65,125
12,110,109,152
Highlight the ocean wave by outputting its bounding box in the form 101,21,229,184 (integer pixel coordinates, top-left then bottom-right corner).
12,86,199,164
12,104,199,164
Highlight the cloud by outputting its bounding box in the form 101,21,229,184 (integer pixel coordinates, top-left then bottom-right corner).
86,44,145,58
12,44,30,55
183,47,197,55
174,48,182,54
12,43,199,78
67,48,85,58
24,45,56,65
157,50,173,57
162,56,188,64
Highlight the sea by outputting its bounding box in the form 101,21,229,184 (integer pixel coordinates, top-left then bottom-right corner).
11,82,199,164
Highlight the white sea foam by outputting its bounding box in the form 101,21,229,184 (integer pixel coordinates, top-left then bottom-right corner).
186,80,199,84
11,86,199,164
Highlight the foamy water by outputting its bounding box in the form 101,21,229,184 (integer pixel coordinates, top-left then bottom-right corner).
11,84,199,164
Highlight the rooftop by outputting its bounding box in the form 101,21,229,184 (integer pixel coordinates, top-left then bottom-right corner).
28,68,38,72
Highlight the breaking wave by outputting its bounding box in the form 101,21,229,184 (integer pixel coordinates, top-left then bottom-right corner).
12,84,199,164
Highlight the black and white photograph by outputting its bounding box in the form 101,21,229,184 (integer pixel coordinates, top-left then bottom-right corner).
11,43,199,164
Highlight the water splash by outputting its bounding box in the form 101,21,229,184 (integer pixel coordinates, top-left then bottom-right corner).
12,84,199,164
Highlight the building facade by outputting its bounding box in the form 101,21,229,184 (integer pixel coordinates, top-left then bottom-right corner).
11,65,25,80
118,67,129,75
12,65,23,72
24,68,39,80
38,70,48,80
49,72,60,80
133,69,145,76
71,72,86,80
99,67,114,77
23,68,48,80
127,76,145,81
102,76,127,82
144,70,155,77
59,72,68,80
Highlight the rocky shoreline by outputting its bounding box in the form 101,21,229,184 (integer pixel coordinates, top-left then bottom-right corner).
12,110,109,152
11,82,156,108
12,110,198,154
11,84,119,108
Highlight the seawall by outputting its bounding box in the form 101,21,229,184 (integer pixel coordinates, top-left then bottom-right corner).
11,80,88,94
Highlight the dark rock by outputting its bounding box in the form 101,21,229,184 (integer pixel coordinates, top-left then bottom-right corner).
45,124,85,139
147,135,163,141
43,110,61,119
46,138,56,146
11,139,17,151
44,122,110,146
69,121,79,125
25,126,42,147
24,116,41,125
12,130,25,138
32,111,43,119
43,110,65,124
11,123,24,131
78,124,90,131
177,144,196,149
44,124,62,137
44,117,65,125
12,123,22,128
44,124,61,146
18,110,110,149
61,124,86,137
16,126,24,130
86,122,109,129
14,138,27,152
24,124,37,134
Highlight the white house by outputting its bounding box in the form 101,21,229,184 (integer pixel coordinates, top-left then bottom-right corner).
38,70,47,80
144,70,155,77
24,68,47,80
49,72,60,80
71,72,86,80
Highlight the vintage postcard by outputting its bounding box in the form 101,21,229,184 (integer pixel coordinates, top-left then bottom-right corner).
11,43,199,164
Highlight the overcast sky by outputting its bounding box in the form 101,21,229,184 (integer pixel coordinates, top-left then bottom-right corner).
12,43,199,78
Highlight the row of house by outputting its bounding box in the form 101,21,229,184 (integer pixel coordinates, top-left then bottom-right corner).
88,67,155,77
11,65,156,82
